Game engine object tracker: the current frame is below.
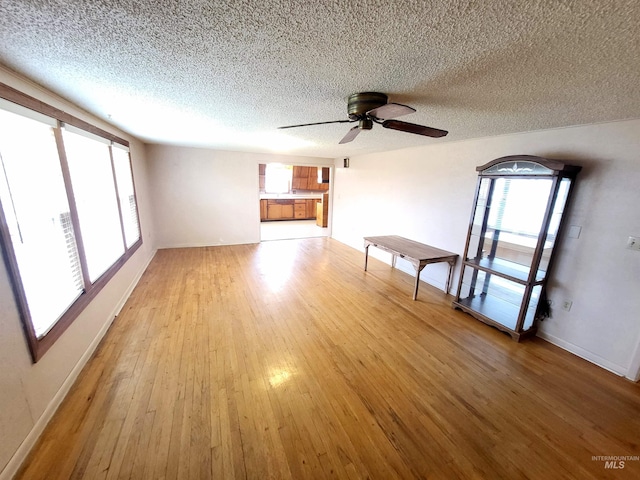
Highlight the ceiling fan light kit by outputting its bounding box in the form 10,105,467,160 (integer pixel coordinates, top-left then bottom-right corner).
279,92,448,144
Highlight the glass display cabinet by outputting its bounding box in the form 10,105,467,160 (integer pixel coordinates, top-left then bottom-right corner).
453,155,581,341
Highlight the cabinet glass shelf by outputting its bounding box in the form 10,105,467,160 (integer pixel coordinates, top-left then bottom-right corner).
457,265,542,333
464,257,546,284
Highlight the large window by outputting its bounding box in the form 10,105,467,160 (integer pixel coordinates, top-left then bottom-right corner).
63,127,126,281
0,86,141,361
0,106,83,338
112,144,141,248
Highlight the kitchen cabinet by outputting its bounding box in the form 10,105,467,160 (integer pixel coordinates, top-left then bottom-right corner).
316,193,328,227
260,199,267,220
264,198,318,221
282,204,294,218
267,203,282,220
294,200,306,218
292,166,329,192
292,166,307,190
267,199,294,220
306,199,317,218
452,155,581,341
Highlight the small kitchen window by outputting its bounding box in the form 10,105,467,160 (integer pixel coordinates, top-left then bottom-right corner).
264,164,293,194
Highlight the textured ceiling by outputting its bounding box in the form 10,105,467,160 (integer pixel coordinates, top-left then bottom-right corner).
1,0,639,158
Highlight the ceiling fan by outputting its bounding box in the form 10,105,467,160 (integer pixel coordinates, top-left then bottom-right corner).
278,92,448,144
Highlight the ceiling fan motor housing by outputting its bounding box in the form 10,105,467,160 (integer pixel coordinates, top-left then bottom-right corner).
347,92,388,120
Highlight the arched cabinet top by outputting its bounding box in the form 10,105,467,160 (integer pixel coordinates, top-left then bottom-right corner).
477,155,582,177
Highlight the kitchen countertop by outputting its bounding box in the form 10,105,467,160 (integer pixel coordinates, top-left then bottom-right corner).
260,193,324,200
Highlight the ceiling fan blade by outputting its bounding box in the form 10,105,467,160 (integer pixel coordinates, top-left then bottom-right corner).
278,119,352,129
367,102,416,120
339,126,361,144
382,119,448,138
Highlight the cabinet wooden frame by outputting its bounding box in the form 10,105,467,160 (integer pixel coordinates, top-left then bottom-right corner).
452,155,581,341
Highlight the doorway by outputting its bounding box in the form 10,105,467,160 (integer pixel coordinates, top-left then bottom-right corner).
259,163,331,241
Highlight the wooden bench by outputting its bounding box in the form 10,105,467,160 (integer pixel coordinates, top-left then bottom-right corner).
364,235,458,300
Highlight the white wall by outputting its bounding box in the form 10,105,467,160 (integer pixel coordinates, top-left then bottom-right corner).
331,119,640,380
0,67,157,479
147,144,333,248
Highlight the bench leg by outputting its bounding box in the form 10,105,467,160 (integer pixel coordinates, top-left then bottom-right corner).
413,264,426,301
364,245,370,271
445,261,455,294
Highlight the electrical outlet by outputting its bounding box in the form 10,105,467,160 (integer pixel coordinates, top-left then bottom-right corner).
561,300,573,312
627,236,640,251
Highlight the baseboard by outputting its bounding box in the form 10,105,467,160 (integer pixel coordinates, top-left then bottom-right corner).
157,236,265,249
625,334,640,382
536,330,627,377
0,248,156,480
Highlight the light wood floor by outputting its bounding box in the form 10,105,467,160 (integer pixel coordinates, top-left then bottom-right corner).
17,238,640,479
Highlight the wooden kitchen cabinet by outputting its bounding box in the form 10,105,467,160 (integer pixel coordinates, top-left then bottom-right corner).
281,203,294,218
306,199,317,218
260,199,267,220
267,203,283,219
316,193,328,227
262,198,319,221
267,199,294,220
292,166,329,192
292,166,308,190
294,200,306,219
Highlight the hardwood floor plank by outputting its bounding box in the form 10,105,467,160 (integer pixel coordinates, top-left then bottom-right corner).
15,239,640,479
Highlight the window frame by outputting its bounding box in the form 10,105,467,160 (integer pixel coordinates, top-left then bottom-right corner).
0,82,142,362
